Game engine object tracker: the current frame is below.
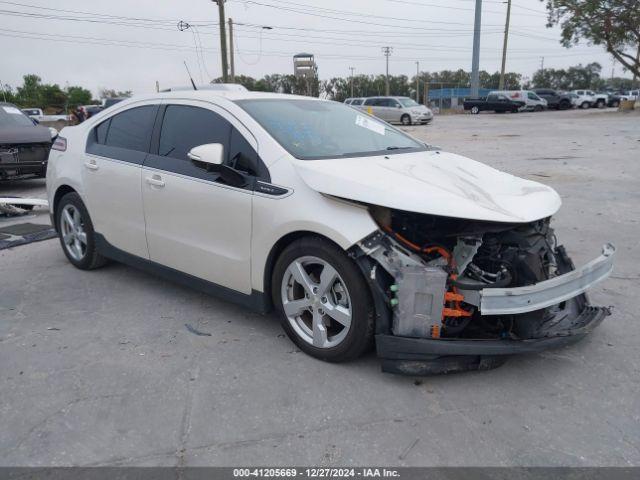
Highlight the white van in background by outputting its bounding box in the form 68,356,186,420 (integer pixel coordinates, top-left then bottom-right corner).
489,90,548,111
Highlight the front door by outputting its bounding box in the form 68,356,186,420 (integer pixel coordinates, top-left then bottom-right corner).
83,103,159,259
141,101,257,294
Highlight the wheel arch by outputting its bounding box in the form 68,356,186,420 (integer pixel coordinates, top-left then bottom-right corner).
52,184,78,230
261,230,346,312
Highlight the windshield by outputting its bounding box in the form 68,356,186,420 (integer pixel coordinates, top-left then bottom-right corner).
0,104,36,128
398,98,420,107
236,99,426,160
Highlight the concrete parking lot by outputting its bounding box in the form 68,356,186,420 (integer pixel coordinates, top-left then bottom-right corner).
1,108,639,467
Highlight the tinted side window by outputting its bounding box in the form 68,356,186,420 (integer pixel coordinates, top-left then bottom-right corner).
487,94,498,102
363,98,376,106
95,119,110,144
105,106,156,152
159,105,231,161
352,99,363,105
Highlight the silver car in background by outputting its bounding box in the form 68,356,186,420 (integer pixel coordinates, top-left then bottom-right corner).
361,96,433,125
344,97,365,106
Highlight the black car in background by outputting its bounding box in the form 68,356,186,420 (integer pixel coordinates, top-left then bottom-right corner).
463,93,525,114
533,89,573,110
0,102,54,180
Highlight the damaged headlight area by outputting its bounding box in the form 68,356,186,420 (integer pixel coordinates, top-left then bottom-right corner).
353,207,615,375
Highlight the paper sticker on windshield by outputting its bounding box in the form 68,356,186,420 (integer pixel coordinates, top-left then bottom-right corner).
2,106,23,115
355,115,386,135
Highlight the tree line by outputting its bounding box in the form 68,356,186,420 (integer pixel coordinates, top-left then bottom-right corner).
2,62,636,113
1,74,131,113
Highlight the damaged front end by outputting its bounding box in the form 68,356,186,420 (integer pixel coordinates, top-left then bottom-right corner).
353,208,615,375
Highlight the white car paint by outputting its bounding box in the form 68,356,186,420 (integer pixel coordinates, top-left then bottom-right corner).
488,90,547,111
571,90,595,108
46,90,560,295
294,151,561,223
21,108,69,123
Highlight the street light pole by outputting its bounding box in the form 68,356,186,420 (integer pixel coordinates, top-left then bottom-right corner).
415,61,420,103
470,0,482,97
382,46,393,96
498,0,511,90
213,0,229,82
349,66,355,97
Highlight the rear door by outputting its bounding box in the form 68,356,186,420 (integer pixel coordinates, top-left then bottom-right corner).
387,98,403,123
83,102,159,259
141,100,260,293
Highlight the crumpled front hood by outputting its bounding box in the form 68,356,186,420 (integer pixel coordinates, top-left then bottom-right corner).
294,150,561,223
0,126,52,145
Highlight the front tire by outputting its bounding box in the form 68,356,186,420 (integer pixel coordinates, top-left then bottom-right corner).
56,192,107,270
596,99,606,108
272,237,374,362
400,114,411,126
470,106,479,114
581,102,590,109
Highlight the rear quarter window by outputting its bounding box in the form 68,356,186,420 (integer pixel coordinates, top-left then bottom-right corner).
103,105,157,152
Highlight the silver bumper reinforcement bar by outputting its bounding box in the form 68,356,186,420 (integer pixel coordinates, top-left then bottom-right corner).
466,243,616,315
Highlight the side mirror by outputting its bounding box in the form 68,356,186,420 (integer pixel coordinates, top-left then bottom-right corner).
188,143,248,188
188,143,224,169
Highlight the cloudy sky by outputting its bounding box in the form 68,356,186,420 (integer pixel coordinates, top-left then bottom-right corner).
1,0,623,97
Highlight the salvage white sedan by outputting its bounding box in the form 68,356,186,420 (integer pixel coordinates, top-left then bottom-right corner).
46,91,615,375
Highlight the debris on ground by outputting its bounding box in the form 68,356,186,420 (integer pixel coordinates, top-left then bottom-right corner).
185,323,212,336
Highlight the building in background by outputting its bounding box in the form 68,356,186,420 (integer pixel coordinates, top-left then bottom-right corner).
293,53,318,96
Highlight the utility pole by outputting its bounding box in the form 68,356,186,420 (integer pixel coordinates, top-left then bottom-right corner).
540,56,545,72
470,0,482,97
498,0,511,90
228,17,235,82
349,67,355,97
415,61,420,103
213,0,229,82
382,46,393,96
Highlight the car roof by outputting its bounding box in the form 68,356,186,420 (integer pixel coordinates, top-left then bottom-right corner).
117,90,323,104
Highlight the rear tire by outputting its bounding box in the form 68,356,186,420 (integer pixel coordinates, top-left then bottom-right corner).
534,105,543,112
596,99,606,108
56,192,107,270
558,100,570,110
470,106,479,114
272,237,374,363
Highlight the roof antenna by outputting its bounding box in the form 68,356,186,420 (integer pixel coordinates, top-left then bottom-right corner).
183,60,198,90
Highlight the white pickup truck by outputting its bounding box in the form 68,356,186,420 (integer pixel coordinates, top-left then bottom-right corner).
21,108,70,123
571,90,608,109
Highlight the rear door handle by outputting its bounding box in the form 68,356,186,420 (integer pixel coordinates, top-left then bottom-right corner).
84,160,99,171
146,175,165,188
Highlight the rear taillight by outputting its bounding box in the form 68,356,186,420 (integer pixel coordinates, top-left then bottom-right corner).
52,136,67,151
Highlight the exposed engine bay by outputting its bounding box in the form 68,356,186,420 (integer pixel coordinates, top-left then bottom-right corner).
358,206,614,347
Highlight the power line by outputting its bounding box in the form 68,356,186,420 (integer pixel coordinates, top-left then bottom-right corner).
382,0,546,17
0,28,614,64
234,0,505,29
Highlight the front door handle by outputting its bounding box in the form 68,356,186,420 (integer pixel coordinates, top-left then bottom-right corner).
146,175,165,188
84,160,99,171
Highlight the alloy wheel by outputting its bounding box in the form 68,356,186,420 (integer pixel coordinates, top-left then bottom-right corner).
281,256,352,348
60,204,87,261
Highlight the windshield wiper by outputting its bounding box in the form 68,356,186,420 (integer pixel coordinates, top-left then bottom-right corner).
386,146,412,151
